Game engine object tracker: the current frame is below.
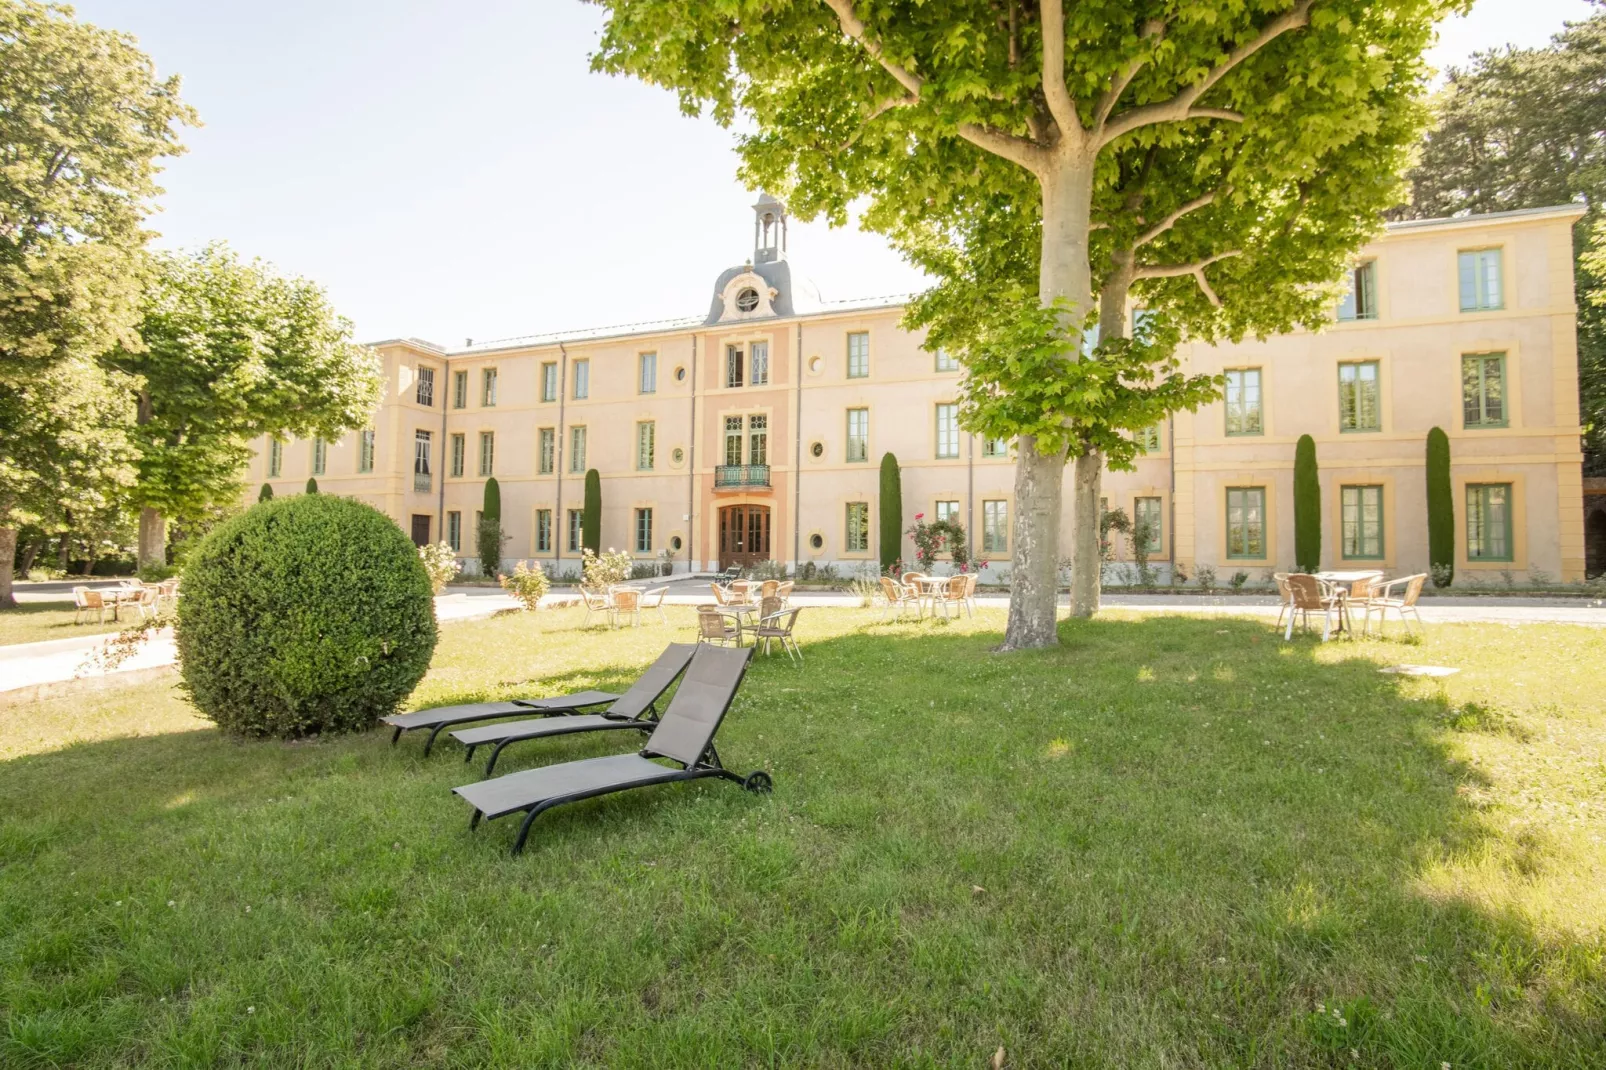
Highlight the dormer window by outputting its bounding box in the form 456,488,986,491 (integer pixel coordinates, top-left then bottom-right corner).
736,287,760,312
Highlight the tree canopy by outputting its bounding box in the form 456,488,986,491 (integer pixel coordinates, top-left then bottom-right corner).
102,245,383,561
592,0,1461,645
0,0,195,383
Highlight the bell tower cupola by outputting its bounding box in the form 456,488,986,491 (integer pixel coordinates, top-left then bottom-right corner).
753,192,787,265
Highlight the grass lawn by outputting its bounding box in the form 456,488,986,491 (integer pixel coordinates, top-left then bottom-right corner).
0,603,128,647
1,606,1603,1067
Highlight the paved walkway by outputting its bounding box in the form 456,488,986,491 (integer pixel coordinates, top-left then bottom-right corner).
4,581,1601,697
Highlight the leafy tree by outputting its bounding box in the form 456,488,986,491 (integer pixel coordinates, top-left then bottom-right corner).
878,452,902,570
0,358,138,605
592,0,1461,648
102,245,383,567
0,1,195,384
1401,7,1606,472
582,469,602,556
1293,435,1321,571
1426,426,1454,586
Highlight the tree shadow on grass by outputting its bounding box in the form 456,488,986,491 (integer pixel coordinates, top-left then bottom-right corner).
0,613,1601,1067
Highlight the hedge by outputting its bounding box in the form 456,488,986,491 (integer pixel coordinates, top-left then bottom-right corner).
583,469,602,555
478,477,503,575
176,494,437,738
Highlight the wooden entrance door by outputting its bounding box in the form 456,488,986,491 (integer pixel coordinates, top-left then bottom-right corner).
410,514,432,547
718,505,771,570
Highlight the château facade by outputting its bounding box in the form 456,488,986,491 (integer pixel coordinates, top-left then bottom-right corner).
248,196,1592,583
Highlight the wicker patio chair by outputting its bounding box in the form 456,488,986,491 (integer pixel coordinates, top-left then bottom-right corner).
962,573,978,614
759,579,779,600
638,586,670,624
1361,573,1427,638
611,586,642,628
775,580,794,606
879,576,921,620
1273,573,1292,631
580,586,613,627
753,605,803,663
697,605,743,646
935,575,969,619
1283,574,1342,642
72,586,109,624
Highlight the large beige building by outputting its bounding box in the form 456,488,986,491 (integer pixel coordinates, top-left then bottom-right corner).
249,197,1592,584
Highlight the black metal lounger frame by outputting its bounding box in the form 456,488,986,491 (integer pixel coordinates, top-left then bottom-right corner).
462,701,661,776
385,692,618,756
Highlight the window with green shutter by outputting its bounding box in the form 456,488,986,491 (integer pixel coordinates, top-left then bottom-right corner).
1462,353,1506,428
1336,260,1378,321
1338,361,1381,432
1458,248,1503,311
1466,483,1513,561
1340,485,1384,559
845,502,869,551
1224,369,1263,435
1225,487,1266,559
1135,497,1162,553
935,404,959,459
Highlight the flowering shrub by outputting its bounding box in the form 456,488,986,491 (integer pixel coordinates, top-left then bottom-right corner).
581,547,632,588
418,541,460,593
904,513,974,572
499,561,550,610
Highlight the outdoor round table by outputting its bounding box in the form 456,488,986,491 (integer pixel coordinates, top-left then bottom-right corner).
714,603,760,643
1314,570,1384,635
910,575,949,613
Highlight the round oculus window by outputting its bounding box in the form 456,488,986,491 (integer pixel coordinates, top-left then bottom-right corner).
670,535,683,552
807,355,823,374
735,287,761,312
809,441,824,458
674,366,687,381
809,534,824,550
671,447,685,464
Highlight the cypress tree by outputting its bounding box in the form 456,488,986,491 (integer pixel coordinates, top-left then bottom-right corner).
305,477,318,494
258,483,273,502
1426,426,1454,586
482,476,501,523
478,477,503,575
878,452,902,570
583,469,602,555
1293,434,1320,571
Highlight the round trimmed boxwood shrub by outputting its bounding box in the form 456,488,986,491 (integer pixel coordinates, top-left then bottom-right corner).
177,494,438,738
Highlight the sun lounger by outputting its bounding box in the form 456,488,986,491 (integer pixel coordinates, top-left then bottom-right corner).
453,644,770,854
381,643,696,756
450,642,699,774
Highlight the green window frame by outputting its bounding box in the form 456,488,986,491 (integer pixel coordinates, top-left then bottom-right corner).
847,332,869,378
1466,483,1513,561
452,370,468,409
572,360,589,399
540,362,558,403
358,429,375,473
751,341,770,386
1224,369,1263,436
567,509,583,552
1338,361,1381,432
935,500,959,525
982,500,1008,553
482,368,498,407
639,352,656,394
1134,497,1162,554
846,408,869,463
634,507,653,553
1462,352,1507,428
311,438,327,477
478,431,494,477
569,426,586,472
1337,260,1378,321
637,421,655,470
538,428,555,474
446,511,461,552
1225,487,1267,560
1340,485,1385,560
1459,248,1503,312
1136,424,1161,453
449,433,465,478
845,501,869,552
935,348,959,372
268,438,282,478
535,509,552,553
724,415,744,466
415,366,435,407
982,435,1009,458
935,403,960,459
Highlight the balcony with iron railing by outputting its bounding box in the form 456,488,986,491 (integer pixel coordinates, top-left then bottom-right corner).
714,463,771,491
414,470,432,493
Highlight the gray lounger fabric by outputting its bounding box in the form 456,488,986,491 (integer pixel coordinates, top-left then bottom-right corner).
453,645,760,853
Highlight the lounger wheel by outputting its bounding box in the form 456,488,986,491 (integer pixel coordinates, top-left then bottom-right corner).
741,771,773,794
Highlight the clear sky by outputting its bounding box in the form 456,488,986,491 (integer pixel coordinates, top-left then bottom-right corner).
78,0,1599,347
